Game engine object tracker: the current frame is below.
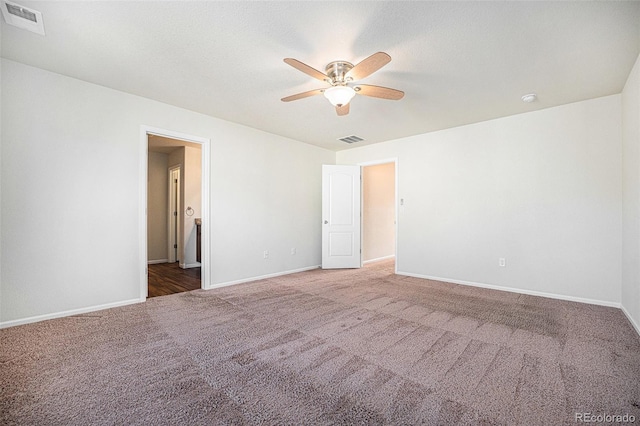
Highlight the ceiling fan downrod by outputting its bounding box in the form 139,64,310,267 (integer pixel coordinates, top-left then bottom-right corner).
325,61,354,85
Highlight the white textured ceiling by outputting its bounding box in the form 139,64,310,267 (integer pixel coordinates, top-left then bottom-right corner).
2,1,639,151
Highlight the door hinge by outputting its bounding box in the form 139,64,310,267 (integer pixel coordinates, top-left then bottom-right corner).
174,211,177,216
174,244,178,249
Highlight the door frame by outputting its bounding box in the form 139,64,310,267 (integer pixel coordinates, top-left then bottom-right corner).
139,125,211,300
167,165,181,263
357,158,399,274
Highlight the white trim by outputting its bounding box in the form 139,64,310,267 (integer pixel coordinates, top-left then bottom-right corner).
358,157,399,275
200,138,211,292
0,299,142,329
363,255,395,265
148,259,169,265
397,270,622,308
357,157,398,167
207,265,320,290
393,160,399,275
140,125,211,300
139,127,149,300
180,262,201,269
621,305,640,338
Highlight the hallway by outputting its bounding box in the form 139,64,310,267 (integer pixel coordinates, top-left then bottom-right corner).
147,262,201,298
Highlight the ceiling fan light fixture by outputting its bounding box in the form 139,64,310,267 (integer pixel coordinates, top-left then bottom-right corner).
324,85,356,107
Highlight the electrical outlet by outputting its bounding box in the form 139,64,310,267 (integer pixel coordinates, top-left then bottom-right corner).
499,258,506,267
291,247,296,255
263,250,269,259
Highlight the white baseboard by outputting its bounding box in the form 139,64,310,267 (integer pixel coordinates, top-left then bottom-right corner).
0,265,318,327
621,304,640,339
206,265,320,290
147,259,169,264
397,270,621,308
180,262,201,269
363,255,395,265
0,298,142,329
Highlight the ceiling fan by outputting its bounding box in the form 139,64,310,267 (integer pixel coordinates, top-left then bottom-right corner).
281,52,404,116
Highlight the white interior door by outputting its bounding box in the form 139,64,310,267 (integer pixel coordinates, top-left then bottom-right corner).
168,166,180,263
322,165,361,269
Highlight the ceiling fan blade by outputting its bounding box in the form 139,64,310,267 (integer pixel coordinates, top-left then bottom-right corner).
354,84,404,100
346,52,391,81
336,103,350,116
283,58,329,82
281,89,325,102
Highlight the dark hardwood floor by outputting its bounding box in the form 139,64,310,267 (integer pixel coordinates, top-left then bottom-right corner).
148,262,201,298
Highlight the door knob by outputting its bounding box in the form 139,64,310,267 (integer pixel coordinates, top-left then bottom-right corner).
324,220,328,224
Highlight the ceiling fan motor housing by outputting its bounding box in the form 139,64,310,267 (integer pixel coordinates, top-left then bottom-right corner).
325,61,354,85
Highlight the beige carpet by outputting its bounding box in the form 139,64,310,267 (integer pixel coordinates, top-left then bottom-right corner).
2,260,639,425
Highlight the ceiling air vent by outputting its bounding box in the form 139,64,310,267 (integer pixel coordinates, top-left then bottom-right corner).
338,135,364,144
1,1,45,35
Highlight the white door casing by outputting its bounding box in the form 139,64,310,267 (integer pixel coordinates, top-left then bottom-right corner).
140,125,211,300
322,165,362,269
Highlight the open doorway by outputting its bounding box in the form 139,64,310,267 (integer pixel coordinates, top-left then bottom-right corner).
361,161,397,268
142,127,210,298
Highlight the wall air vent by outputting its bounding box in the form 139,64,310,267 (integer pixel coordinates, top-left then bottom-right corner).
1,1,45,35
338,135,364,144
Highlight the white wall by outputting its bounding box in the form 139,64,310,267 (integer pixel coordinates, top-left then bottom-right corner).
338,95,623,305
182,145,201,267
147,151,169,262
363,163,395,262
622,53,640,333
0,59,334,325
